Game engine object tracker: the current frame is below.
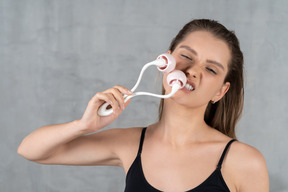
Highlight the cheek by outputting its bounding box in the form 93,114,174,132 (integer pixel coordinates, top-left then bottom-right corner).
162,73,169,91
162,73,177,94
205,78,225,95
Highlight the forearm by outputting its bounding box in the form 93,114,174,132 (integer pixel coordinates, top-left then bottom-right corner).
18,85,131,164
18,120,84,161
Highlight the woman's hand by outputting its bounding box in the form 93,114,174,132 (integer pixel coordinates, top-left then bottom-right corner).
77,85,133,134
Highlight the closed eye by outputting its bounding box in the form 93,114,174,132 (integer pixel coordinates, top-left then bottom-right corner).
206,67,217,75
181,54,192,61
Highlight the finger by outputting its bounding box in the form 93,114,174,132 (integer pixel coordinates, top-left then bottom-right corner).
95,85,132,115
104,85,132,110
92,92,113,106
93,92,120,115
109,87,126,110
113,85,133,95
124,98,131,108
103,93,121,115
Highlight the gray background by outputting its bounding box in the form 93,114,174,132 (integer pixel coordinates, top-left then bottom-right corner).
1,0,287,191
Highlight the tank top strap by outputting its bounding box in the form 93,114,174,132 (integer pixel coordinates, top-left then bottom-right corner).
137,127,147,155
217,139,237,169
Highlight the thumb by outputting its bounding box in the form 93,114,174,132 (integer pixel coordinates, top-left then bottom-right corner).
124,98,131,109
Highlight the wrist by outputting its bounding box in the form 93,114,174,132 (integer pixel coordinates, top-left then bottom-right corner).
71,119,89,135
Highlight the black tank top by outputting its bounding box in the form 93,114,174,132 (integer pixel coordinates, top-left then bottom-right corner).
125,128,236,192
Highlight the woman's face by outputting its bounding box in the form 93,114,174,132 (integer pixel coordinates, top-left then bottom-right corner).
163,31,231,108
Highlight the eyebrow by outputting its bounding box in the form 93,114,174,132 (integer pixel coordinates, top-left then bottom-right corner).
179,45,198,56
207,60,225,71
179,45,225,71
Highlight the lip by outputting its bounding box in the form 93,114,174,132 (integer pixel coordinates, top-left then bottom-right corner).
181,80,196,93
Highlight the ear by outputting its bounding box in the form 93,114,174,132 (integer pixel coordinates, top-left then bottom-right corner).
212,82,230,103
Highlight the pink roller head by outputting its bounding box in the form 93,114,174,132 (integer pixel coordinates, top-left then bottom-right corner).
157,53,176,73
167,70,187,88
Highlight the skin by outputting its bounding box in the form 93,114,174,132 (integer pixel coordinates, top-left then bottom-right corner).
18,31,269,192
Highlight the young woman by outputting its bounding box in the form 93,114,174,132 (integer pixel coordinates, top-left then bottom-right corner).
18,19,269,192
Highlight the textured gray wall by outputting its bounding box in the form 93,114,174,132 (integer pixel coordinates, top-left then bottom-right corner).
1,0,287,191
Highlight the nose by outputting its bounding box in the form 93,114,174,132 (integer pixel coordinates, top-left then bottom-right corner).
174,58,200,79
186,68,197,79
178,64,198,79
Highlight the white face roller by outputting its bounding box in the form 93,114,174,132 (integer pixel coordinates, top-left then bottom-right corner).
156,53,176,73
98,53,187,117
167,70,187,88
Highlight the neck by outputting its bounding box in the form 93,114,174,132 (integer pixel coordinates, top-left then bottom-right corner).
156,99,210,146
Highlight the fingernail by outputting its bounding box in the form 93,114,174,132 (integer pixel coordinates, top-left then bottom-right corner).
122,104,125,109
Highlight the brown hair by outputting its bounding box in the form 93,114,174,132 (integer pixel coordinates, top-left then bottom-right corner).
158,19,244,138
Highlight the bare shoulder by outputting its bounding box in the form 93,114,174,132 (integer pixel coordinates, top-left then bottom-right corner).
228,141,267,171
226,141,269,191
